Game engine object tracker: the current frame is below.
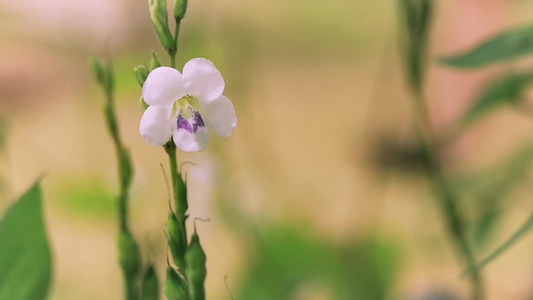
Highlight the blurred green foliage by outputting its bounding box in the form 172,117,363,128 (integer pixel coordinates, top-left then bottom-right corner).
439,10,533,273
0,182,52,300
461,71,533,125
52,177,114,218
398,0,433,92
237,223,402,300
456,144,533,250
141,265,160,300
464,213,533,278
441,24,533,68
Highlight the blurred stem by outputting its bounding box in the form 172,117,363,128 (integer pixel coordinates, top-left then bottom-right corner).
410,89,484,300
101,79,139,300
105,89,129,231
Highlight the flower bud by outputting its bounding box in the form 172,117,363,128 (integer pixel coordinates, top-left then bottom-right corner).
149,0,175,51
185,230,206,300
141,265,160,300
173,0,187,20
104,62,115,91
89,55,105,84
134,65,149,87
151,52,162,70
119,149,133,188
167,212,187,270
117,230,141,277
90,55,114,91
175,173,188,220
164,265,190,300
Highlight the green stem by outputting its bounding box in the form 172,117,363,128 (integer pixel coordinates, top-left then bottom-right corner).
169,19,181,68
165,142,188,219
105,90,131,231
411,90,484,300
164,143,178,212
163,141,189,272
103,80,139,300
170,55,176,69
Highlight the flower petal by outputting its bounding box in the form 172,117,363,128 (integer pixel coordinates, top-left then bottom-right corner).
140,106,173,146
201,95,237,137
142,67,185,106
183,58,224,102
173,125,210,152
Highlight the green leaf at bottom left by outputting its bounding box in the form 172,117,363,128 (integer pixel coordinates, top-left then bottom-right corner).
0,182,52,300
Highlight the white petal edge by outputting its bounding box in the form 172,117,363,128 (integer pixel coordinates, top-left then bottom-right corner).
182,58,225,102
142,67,186,107
140,106,173,146
173,126,210,152
201,95,237,137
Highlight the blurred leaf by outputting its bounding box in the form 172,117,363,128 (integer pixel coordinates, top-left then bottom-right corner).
455,144,533,248
332,236,401,300
0,182,52,300
141,265,160,300
461,71,533,124
464,213,533,276
237,224,401,300
398,0,434,91
237,224,329,300
471,208,500,250
440,23,533,68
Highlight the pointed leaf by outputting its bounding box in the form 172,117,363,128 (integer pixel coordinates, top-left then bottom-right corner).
0,182,52,300
461,71,533,124
441,24,533,68
398,0,434,91
463,213,533,276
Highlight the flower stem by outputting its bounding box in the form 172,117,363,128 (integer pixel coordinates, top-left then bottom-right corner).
164,141,188,222
169,19,181,68
411,89,484,300
105,90,130,230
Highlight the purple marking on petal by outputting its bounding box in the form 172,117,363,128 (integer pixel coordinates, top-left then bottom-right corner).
177,111,205,133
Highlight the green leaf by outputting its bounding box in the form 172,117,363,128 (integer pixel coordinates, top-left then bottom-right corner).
398,0,434,91
461,71,533,124
463,213,533,276
141,265,160,300
0,182,52,300
441,24,533,68
469,145,533,248
453,144,533,249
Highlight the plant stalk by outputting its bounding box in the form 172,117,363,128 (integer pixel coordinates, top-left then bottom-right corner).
411,89,484,300
103,82,139,300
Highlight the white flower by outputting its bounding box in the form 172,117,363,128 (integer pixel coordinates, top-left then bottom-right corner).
139,58,237,152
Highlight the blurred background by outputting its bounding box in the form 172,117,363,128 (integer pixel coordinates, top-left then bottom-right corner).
1,0,533,299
